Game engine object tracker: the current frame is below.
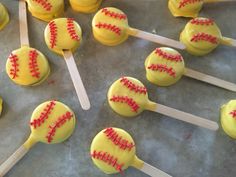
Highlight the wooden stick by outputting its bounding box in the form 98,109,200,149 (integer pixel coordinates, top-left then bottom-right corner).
127,27,186,50
63,50,91,110
19,0,29,46
147,103,219,131
220,37,236,47
139,162,172,177
184,68,236,92
204,0,236,3
0,145,29,177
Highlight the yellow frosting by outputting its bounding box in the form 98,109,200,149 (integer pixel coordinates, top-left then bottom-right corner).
6,46,50,86
25,0,64,22
168,0,203,18
0,3,9,30
92,7,129,46
180,17,222,56
0,97,3,116
145,47,185,86
91,127,144,174
108,77,156,117
24,100,76,149
44,18,82,55
221,100,236,139
69,0,102,13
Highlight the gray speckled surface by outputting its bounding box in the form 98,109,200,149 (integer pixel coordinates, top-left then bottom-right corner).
0,0,236,177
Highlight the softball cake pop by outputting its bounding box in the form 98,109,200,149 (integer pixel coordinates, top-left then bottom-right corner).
91,127,172,177
44,18,90,110
108,76,219,130
25,0,64,22
0,3,9,30
92,7,185,49
221,100,236,138
180,17,236,56
69,0,102,13
0,100,76,176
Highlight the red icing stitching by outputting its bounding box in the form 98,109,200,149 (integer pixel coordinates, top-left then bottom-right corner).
95,22,121,35
103,128,135,151
190,32,218,44
148,64,176,77
30,101,56,129
46,111,73,143
32,0,52,11
101,8,127,20
9,53,19,79
67,18,80,41
91,150,124,173
110,95,139,112
179,0,202,8
155,48,183,62
190,18,214,26
29,50,40,78
49,20,57,49
120,77,147,95
230,110,236,119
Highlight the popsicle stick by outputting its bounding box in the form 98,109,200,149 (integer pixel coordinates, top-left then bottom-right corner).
127,28,186,50
204,0,236,3
19,0,29,46
147,103,219,131
139,162,172,177
220,37,236,47
184,68,236,92
63,50,91,110
0,145,29,177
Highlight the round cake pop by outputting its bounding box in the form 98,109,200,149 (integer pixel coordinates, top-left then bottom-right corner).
221,100,236,139
69,0,102,13
0,3,9,30
6,46,50,86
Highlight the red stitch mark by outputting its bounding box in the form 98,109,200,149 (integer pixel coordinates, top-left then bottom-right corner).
147,64,176,77
30,101,56,129
103,128,135,151
190,32,218,44
120,77,147,95
230,110,236,119
190,18,214,26
49,20,57,49
179,0,202,8
91,150,124,173
155,48,183,62
67,18,80,41
32,0,52,11
110,95,140,112
46,111,73,143
28,50,40,78
95,22,121,35
9,53,19,79
101,8,127,20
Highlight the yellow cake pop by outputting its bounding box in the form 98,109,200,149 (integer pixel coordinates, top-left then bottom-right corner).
0,3,9,30
25,0,64,22
0,97,3,116
69,0,103,13
221,100,236,139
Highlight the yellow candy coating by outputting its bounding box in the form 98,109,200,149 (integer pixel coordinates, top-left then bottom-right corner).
44,18,82,55
0,3,9,30
145,47,185,86
6,46,50,86
0,97,3,116
221,100,236,139
69,0,102,13
25,0,64,22
92,7,129,46
180,17,222,56
91,127,143,174
168,0,203,18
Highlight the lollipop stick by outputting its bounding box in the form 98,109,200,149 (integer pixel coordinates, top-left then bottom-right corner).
204,0,236,3
127,27,186,50
19,0,29,46
63,50,91,110
0,145,29,177
139,162,172,177
220,37,236,47
184,68,236,92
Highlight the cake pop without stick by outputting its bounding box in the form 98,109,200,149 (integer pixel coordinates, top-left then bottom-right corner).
92,7,186,50
0,3,9,30
108,76,219,131
44,18,90,110
169,0,236,18
0,100,76,176
91,127,172,177
180,17,236,56
69,0,102,13
145,47,236,92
